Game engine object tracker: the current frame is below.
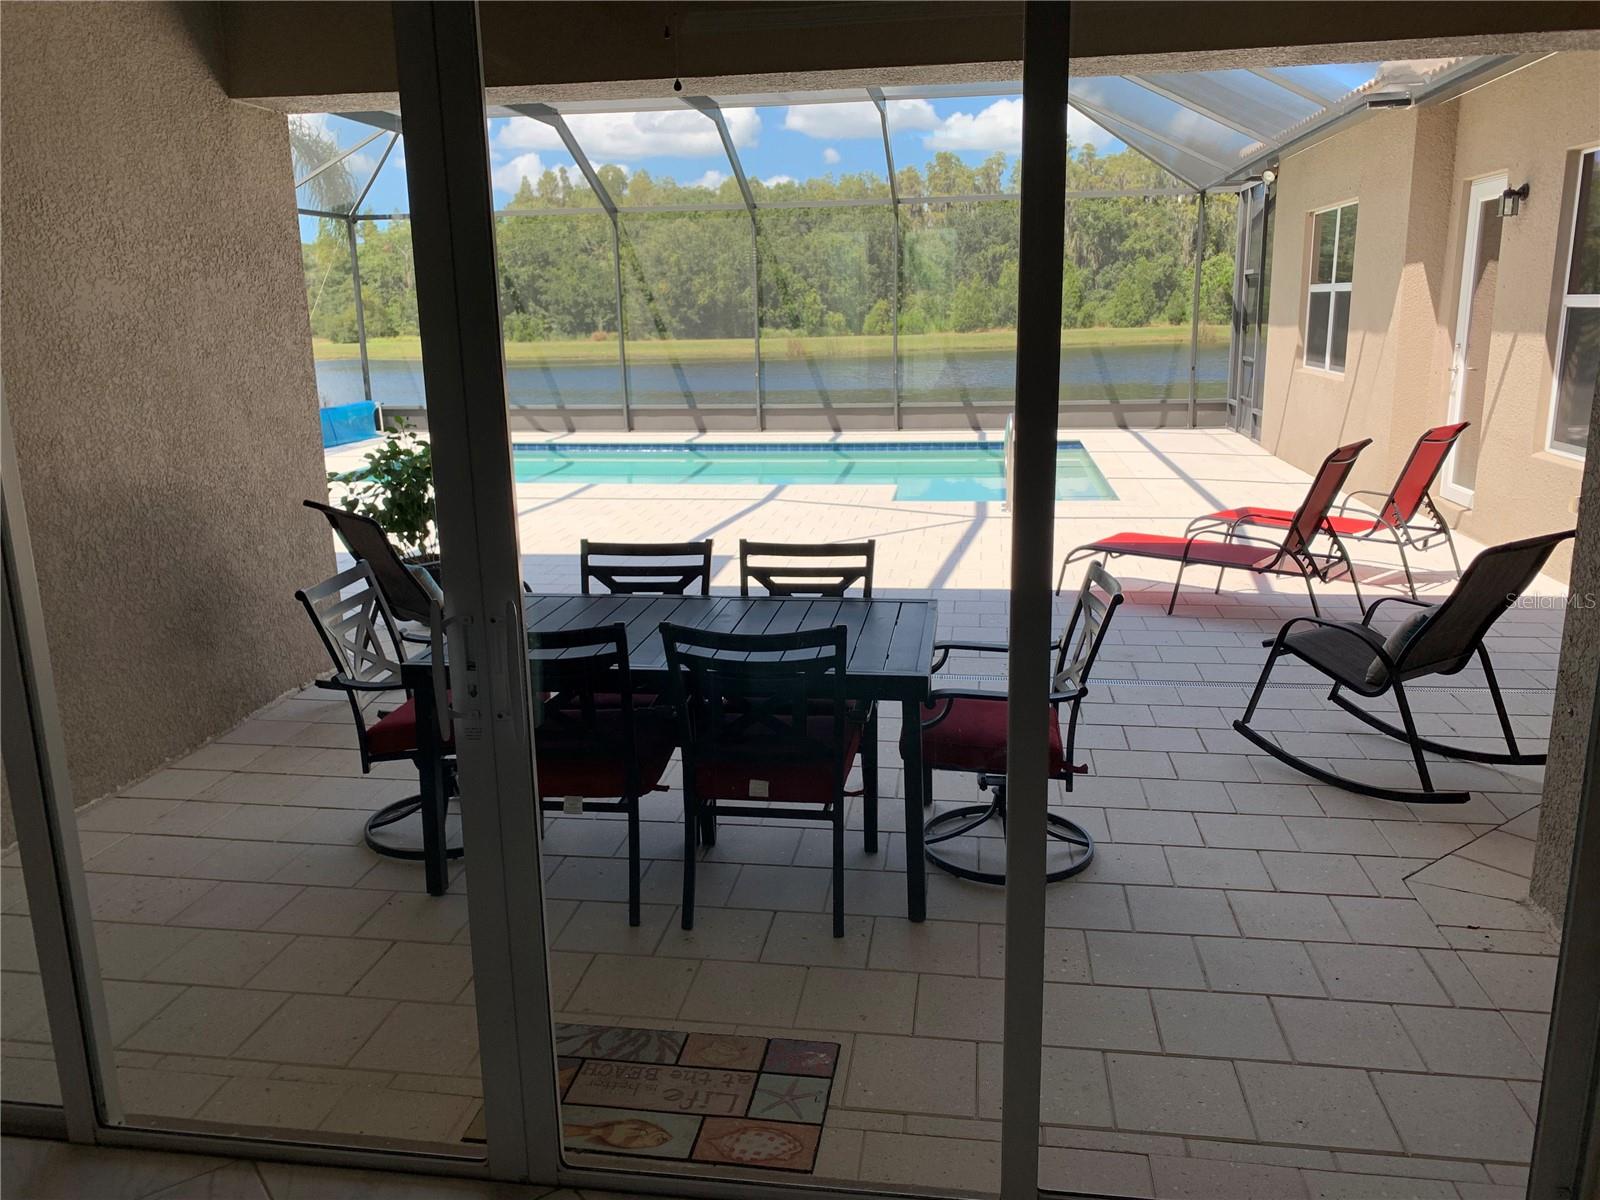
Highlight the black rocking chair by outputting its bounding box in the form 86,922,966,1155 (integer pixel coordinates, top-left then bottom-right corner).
920,561,1124,883
1233,529,1574,804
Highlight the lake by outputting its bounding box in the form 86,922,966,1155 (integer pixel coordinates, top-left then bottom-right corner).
314,342,1229,412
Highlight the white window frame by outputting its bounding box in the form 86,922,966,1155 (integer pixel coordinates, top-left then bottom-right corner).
1547,146,1600,460
1304,199,1357,373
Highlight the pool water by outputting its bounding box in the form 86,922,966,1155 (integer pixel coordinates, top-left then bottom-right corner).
510,441,1116,502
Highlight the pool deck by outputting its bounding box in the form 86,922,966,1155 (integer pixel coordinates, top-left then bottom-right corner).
3,429,1567,1198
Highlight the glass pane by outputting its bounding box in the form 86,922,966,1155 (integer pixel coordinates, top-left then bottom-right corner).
888,93,1020,198
1069,75,1257,171
1552,307,1599,453
2,819,63,1107
1060,194,1232,423
719,100,890,199
291,114,392,218
1306,291,1330,366
1328,290,1350,372
1313,210,1337,284
619,212,756,417
488,115,603,210
899,200,1019,413
756,206,895,412
1335,204,1358,283
562,106,743,209
1138,69,1320,141
495,212,624,420
1568,150,1600,296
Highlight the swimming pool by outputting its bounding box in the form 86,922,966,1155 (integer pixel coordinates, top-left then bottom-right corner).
510,441,1116,502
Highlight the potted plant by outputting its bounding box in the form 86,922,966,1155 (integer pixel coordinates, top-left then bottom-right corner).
327,418,438,562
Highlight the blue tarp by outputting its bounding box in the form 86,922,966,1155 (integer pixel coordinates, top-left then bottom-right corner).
321,401,378,448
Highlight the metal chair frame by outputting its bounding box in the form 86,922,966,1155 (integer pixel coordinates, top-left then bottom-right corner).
580,539,713,596
739,539,875,598
295,563,462,862
1058,441,1370,616
662,622,861,937
920,562,1124,884
1233,529,1575,804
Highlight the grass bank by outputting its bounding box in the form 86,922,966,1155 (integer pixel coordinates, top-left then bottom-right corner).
313,324,1228,365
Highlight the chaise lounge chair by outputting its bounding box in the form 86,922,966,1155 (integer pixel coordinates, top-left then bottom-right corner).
1232,528,1574,803
1057,439,1371,615
1186,422,1468,600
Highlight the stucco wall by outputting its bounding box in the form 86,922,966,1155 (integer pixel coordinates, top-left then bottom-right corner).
1260,53,1598,579
1,2,331,811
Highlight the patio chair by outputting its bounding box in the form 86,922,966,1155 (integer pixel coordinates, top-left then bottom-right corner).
1233,529,1574,804
661,623,862,938
737,537,880,841
918,561,1124,884
529,623,677,926
305,499,438,630
739,539,875,597
1056,439,1371,616
1189,422,1469,599
580,539,713,595
295,562,461,863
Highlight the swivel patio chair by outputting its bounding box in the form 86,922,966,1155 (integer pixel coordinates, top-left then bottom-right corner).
662,623,861,938
1233,529,1574,804
1190,422,1468,599
296,562,461,864
529,623,677,926
919,561,1124,884
1057,439,1371,616
580,539,714,595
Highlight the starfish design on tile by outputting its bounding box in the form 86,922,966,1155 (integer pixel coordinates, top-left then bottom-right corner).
753,1077,821,1120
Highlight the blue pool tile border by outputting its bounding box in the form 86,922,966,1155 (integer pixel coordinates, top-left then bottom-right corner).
510,440,1085,455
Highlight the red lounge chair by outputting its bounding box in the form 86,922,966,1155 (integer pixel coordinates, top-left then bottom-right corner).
1187,422,1469,599
1057,439,1371,616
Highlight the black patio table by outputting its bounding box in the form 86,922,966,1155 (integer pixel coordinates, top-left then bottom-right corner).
402,593,939,920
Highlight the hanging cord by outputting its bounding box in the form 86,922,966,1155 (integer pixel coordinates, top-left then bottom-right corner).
665,9,682,91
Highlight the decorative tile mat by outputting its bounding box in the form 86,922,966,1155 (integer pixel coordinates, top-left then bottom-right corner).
548,1023,840,1172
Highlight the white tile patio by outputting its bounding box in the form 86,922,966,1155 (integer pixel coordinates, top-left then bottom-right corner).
2,430,1568,1197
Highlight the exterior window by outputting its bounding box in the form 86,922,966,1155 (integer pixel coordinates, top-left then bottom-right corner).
1305,202,1357,372
1551,149,1600,457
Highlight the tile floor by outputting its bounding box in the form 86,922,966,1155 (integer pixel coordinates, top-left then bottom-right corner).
1,430,1568,1199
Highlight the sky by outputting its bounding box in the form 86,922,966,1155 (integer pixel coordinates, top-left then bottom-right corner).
294,94,1127,239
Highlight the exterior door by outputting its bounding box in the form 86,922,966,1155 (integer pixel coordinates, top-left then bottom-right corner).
1443,174,1507,505
1228,182,1272,440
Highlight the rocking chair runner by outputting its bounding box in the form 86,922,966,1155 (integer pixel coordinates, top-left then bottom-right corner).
1057,439,1372,616
1233,529,1574,804
919,561,1124,884
1189,422,1469,599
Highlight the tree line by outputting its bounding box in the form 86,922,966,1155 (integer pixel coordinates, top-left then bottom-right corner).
301,146,1236,346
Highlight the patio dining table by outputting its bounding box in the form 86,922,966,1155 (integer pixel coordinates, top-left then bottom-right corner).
402,593,939,919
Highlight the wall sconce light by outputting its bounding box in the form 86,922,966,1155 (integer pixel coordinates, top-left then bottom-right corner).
1500,183,1530,217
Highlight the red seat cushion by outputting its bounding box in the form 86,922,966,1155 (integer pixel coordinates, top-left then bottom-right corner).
921,695,1065,776
692,715,860,806
367,697,456,757
1087,532,1281,568
535,710,676,799
1202,506,1381,536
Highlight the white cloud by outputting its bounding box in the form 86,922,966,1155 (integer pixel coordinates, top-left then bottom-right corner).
784,98,938,140
494,108,760,160
687,169,727,190
1067,107,1118,152
492,152,544,194
822,147,841,165
761,174,794,187
924,97,1021,153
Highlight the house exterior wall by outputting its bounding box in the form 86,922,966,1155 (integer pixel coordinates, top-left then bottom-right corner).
1,2,331,812
1259,52,1598,580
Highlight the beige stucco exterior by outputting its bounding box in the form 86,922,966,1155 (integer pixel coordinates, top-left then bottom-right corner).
1259,52,1598,581
1,2,332,812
